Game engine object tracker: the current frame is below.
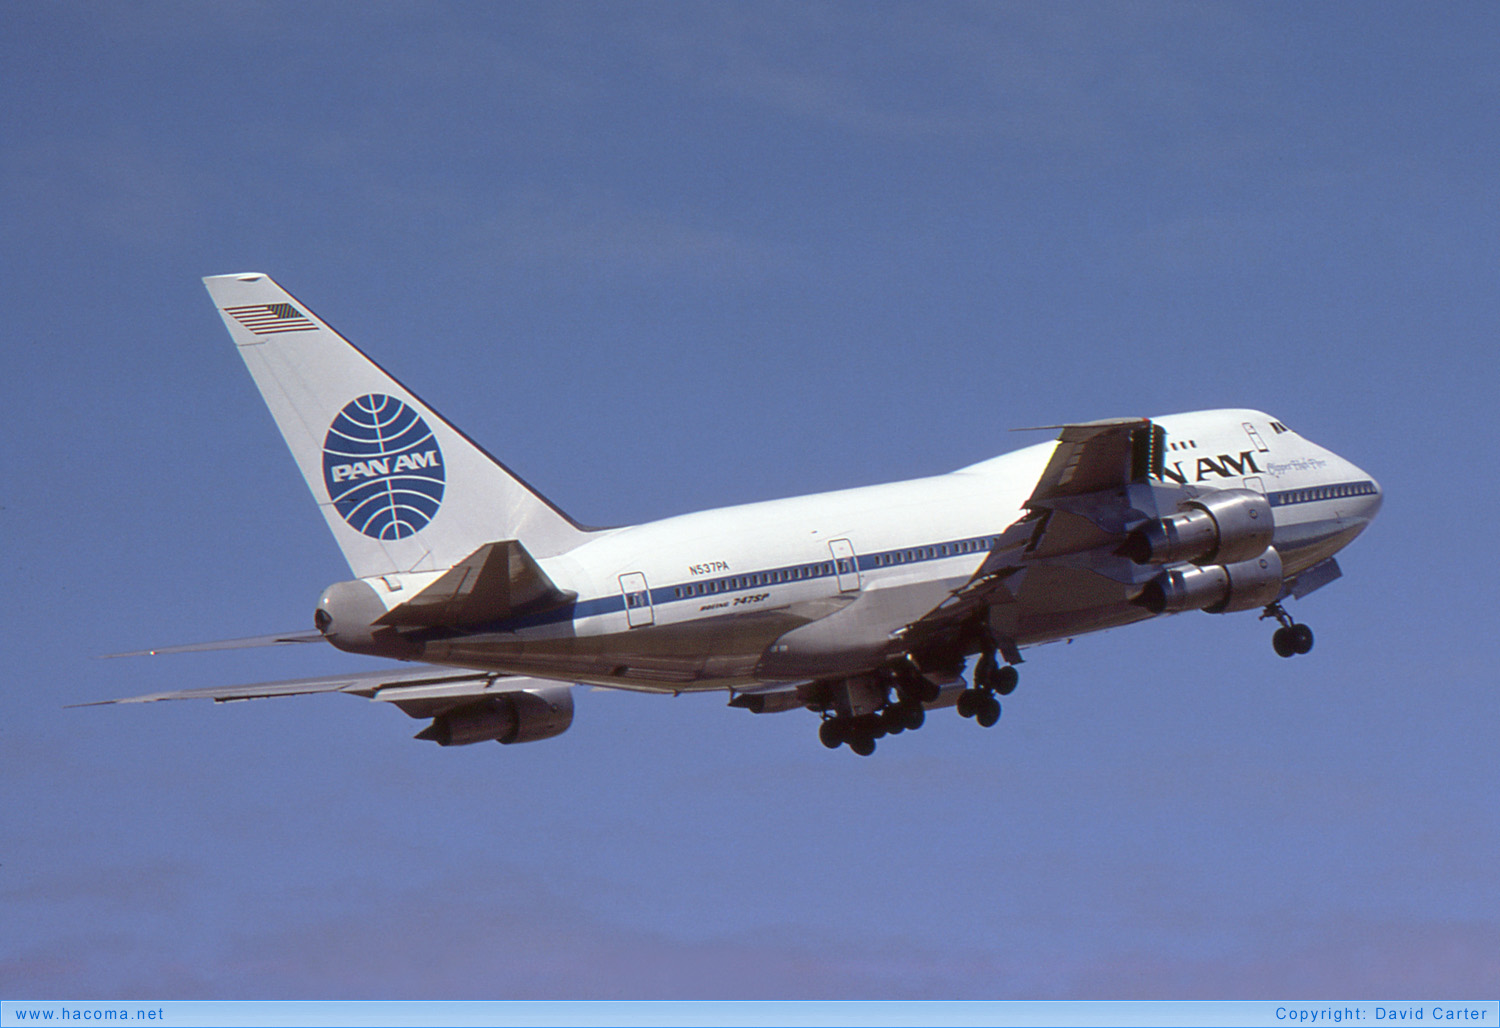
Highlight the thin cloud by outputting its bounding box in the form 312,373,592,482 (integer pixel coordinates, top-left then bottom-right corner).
623,3,1256,153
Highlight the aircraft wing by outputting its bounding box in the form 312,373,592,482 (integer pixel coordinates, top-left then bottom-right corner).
909,418,1169,658
1009,417,1164,559
73,665,545,716
1022,417,1159,504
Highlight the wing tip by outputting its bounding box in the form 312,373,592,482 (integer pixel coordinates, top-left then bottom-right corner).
203,272,269,284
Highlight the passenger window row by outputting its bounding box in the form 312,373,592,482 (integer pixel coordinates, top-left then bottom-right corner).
1275,481,1376,506
666,534,999,601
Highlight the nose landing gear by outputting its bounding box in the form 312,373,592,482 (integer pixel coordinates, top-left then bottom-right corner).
1263,601,1314,657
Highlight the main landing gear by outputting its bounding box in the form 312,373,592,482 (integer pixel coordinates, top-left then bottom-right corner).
1263,601,1314,658
818,703,924,756
957,650,1015,728
818,659,935,756
818,650,1020,756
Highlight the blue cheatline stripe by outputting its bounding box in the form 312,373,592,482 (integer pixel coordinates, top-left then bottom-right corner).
476,532,1004,634
1267,478,1378,508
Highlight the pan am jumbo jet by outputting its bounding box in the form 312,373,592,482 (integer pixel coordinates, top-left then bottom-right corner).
94,274,1382,756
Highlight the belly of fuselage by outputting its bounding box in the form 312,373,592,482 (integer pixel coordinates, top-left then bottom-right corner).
418,607,813,692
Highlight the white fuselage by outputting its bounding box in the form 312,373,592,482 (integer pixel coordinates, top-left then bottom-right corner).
371,409,1380,692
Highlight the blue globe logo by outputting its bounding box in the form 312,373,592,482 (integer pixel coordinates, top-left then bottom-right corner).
322,395,445,539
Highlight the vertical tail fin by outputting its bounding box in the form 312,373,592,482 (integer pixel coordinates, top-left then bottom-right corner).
204,273,589,577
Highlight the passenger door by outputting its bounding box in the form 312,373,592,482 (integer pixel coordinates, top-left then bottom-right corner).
828,538,861,593
619,572,654,628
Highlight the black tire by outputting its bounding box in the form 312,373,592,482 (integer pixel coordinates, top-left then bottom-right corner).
849,735,876,756
1291,623,1314,655
995,665,1019,696
881,706,906,735
957,689,979,718
1273,627,1297,658
819,719,844,749
903,703,926,731
977,694,1002,728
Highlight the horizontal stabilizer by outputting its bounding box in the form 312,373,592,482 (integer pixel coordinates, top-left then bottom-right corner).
375,539,576,628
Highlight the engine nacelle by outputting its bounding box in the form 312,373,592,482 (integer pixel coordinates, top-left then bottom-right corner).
1124,489,1274,567
1137,547,1284,615
416,685,574,746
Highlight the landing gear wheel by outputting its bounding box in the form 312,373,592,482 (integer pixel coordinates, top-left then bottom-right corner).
1290,623,1314,655
994,664,1019,696
957,689,981,719
1273,626,1297,658
975,652,1018,695
819,719,845,749
902,703,926,731
849,735,876,756
881,705,907,735
1264,602,1313,658
976,693,1002,728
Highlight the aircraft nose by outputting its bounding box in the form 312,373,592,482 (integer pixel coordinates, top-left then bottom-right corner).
1353,466,1383,523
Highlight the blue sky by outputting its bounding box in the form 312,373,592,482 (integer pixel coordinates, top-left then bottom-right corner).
2,1,1496,1000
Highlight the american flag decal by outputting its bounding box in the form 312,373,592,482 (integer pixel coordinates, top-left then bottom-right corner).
223,302,318,335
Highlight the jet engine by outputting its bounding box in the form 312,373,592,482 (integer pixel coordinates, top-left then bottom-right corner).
415,685,574,746
1137,546,1283,615
1123,488,1274,566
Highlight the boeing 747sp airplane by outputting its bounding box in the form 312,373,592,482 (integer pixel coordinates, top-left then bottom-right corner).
94,274,1383,756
